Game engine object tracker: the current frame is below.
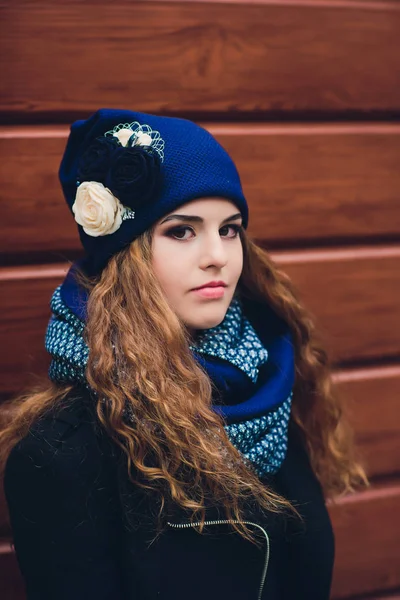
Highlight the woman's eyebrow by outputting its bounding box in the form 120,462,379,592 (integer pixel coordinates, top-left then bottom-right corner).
160,212,242,225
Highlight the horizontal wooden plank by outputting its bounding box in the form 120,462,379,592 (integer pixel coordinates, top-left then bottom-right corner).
368,594,400,600
1,124,400,257
0,484,11,537
274,246,400,362
0,248,399,397
0,129,77,257
329,483,400,598
0,540,25,600
1,1,400,119
216,124,400,246
0,265,66,397
333,366,400,479
367,595,400,600
1,483,399,599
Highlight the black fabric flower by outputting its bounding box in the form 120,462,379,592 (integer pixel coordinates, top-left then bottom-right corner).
105,146,162,209
77,137,119,183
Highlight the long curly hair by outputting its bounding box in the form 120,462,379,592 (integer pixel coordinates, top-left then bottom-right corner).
0,227,369,546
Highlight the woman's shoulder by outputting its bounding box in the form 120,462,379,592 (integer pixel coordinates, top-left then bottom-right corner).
5,385,113,484
3,386,127,597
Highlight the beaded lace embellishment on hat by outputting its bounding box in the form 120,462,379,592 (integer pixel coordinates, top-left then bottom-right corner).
104,121,165,162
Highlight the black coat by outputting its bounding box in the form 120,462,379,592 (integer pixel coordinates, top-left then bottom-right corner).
4,386,335,600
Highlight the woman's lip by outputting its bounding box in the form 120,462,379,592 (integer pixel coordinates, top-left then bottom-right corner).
191,286,226,299
193,283,226,290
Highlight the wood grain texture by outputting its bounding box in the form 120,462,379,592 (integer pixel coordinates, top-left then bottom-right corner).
368,594,400,599
1,1,400,119
220,124,400,246
329,483,400,598
0,129,75,257
334,366,400,479
1,124,400,258
0,540,26,600
0,265,69,397
274,245,400,362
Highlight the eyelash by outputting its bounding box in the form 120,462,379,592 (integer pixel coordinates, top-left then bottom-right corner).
165,224,242,241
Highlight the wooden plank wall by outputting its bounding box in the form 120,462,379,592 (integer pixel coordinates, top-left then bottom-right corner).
0,1,399,598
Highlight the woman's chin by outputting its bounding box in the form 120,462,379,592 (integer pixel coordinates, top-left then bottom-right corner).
184,309,229,333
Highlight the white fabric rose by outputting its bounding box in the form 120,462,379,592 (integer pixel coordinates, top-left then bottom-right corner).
113,128,133,147
135,132,152,147
72,181,123,237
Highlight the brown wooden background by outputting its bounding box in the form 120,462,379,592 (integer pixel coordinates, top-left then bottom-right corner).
1,1,400,598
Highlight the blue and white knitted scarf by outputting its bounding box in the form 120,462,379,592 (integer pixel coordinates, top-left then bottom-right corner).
45,264,295,476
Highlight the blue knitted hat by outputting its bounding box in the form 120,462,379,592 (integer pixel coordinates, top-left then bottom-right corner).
59,108,248,275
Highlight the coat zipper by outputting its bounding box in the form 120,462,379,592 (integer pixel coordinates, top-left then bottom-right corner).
167,519,270,600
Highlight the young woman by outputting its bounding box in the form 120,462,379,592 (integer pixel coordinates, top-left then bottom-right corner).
0,109,368,600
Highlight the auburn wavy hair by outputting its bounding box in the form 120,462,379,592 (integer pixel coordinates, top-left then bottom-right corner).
0,227,369,546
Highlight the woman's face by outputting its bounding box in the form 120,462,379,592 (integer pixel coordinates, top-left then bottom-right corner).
151,198,244,336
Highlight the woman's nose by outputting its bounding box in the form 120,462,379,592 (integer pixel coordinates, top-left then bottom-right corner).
199,235,228,269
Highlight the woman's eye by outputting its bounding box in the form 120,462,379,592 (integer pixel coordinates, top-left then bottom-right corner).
166,226,194,240
220,224,241,238
166,224,241,240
